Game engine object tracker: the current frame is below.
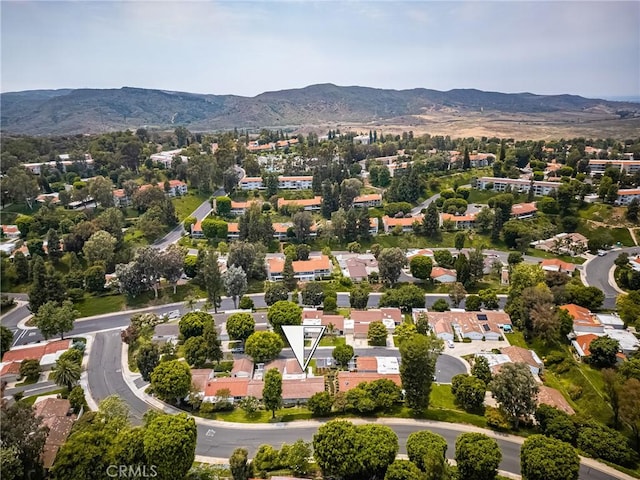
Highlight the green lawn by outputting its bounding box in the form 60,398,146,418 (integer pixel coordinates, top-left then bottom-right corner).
0,202,41,224
173,191,211,221
200,407,313,423
319,336,345,347
577,224,634,247
19,388,66,406
73,283,207,318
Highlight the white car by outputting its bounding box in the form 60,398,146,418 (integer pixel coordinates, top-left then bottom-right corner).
163,309,180,320
447,340,455,349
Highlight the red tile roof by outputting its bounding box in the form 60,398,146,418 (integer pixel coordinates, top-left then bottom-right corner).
337,372,401,392
559,304,599,328
1,340,71,363
267,255,330,274
540,258,576,272
203,377,249,398
537,385,575,415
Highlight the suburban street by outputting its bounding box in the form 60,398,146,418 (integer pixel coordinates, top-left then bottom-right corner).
86,332,624,480
584,247,637,309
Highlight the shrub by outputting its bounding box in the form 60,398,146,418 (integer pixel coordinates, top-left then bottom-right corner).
238,296,254,310
485,406,510,430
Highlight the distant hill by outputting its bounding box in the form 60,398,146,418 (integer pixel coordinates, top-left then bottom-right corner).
1,84,638,135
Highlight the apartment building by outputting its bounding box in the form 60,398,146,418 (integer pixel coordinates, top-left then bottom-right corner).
382,215,424,233
476,177,559,196
588,159,640,175
616,188,640,206
266,254,332,281
238,175,314,191
353,193,383,208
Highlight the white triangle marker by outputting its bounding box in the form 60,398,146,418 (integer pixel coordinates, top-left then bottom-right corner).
282,325,326,371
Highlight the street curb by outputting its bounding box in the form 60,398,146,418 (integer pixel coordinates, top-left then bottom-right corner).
607,265,627,295
79,334,99,412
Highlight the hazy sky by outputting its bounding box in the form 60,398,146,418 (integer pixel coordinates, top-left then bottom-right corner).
2,1,639,99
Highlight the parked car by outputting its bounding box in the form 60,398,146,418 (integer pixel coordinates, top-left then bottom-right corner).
162,309,180,320
447,340,455,349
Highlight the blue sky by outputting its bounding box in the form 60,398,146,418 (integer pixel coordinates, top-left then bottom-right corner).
1,1,639,99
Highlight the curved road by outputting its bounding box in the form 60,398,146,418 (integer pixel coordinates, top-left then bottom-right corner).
583,247,637,309
86,331,626,479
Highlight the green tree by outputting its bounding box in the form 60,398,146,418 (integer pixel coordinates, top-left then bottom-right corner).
431,298,450,311
520,435,579,480
282,256,297,291
451,374,486,411
479,289,500,310
350,283,370,309
627,198,640,222
19,359,41,382
198,249,224,313
136,342,159,382
368,321,388,346
68,386,86,413
229,447,252,480
184,336,209,367
263,368,283,418
286,439,312,476
307,391,333,416
301,282,324,306
203,319,223,363
82,230,117,267
394,322,417,346
46,228,62,262
333,343,354,367
179,311,212,340
0,401,48,478
378,247,407,285
33,300,79,340
384,459,426,480
454,232,466,251
29,256,66,312
433,249,454,268
406,430,448,473
471,356,492,384
222,264,247,309
422,202,440,237
1,326,14,359
313,420,361,479
588,336,620,368
619,378,640,451
490,362,538,427
410,255,433,280
51,357,81,391
84,264,106,293
244,331,284,363
264,281,289,305
150,360,191,404
616,290,640,326
455,432,502,480
356,424,399,480
400,334,443,411
144,413,197,480
465,294,482,311
448,282,467,308
215,196,232,215
267,300,301,335
226,313,255,342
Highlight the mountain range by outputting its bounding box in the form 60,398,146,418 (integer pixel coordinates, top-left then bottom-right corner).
1,84,639,136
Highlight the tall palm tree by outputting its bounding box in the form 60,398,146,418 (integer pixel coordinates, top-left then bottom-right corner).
51,358,81,391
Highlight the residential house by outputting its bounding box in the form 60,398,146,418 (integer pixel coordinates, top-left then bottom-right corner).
112,189,130,207
511,203,538,219
595,313,625,329
475,177,560,196
33,398,77,469
272,222,318,241
191,369,214,393
616,188,640,206
227,223,240,240
369,217,379,236
335,253,378,282
337,371,402,392
413,309,454,342
354,356,400,374
202,377,251,403
601,328,640,356
571,333,600,359
191,219,205,238
530,232,588,256
302,310,345,335
628,256,640,272
266,254,331,281
559,304,604,334
539,258,577,274
23,156,94,175
264,358,306,380
431,267,457,283
281,378,325,405
1,225,20,239
1,340,71,370
382,215,424,233
350,308,403,328
277,196,322,212
589,159,640,175
353,193,383,208
407,249,434,260
229,200,262,215
500,346,544,376
150,149,188,168
425,311,512,341
231,358,254,378
537,386,575,415
0,361,21,383
440,213,476,229
36,193,60,204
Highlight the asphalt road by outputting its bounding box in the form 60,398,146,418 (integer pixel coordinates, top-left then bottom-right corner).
88,332,622,479
584,247,637,309
152,187,223,251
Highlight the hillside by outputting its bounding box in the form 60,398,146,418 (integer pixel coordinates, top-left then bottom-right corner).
1,84,639,136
